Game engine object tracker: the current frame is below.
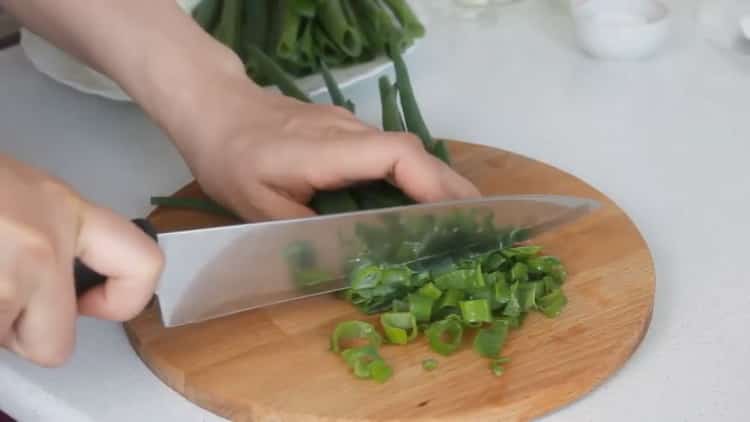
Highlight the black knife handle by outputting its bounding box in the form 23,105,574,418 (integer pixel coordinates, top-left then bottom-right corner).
73,218,158,297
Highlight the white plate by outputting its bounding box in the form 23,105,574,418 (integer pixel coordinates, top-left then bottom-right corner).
19,1,424,102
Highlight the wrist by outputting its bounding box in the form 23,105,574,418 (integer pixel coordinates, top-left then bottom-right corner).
110,5,259,160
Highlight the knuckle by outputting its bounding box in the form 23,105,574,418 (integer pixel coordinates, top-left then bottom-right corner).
17,228,57,267
37,178,76,202
321,103,351,117
390,133,424,154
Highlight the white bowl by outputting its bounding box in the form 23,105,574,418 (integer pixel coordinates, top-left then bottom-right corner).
570,0,671,60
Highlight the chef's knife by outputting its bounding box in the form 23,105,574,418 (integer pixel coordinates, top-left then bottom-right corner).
74,194,600,327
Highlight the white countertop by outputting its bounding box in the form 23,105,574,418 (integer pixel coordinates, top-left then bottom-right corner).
1,0,749,421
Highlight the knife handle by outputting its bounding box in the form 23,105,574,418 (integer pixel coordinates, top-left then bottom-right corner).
73,218,158,297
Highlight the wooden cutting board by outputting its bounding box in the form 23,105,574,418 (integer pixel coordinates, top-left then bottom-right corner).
124,140,655,422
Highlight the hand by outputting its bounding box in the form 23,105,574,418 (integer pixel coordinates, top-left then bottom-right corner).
170,70,481,221
0,154,163,367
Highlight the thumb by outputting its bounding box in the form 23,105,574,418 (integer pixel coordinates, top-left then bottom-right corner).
75,205,164,321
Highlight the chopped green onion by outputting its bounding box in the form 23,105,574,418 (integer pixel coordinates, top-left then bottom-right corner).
502,246,543,259
490,358,509,376
502,283,522,317
380,312,418,345
341,345,380,378
517,282,541,312
422,358,438,371
538,288,568,318
425,318,463,356
438,288,465,309
474,320,510,358
459,299,492,324
368,359,393,383
330,321,382,353
510,262,529,283
408,294,434,323
417,282,443,301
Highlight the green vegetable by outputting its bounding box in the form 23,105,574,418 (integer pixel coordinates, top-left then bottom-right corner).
380,312,418,345
340,345,392,382
459,299,492,324
422,358,438,371
368,358,393,383
425,317,463,356
417,283,442,301
389,47,450,164
510,262,529,283
489,357,510,376
352,0,410,54
330,321,382,353
212,0,243,53
191,0,426,80
274,4,303,63
473,320,510,358
538,288,568,318
318,0,363,57
378,76,406,132
192,0,222,32
246,45,311,102
319,59,354,112
309,189,359,214
408,294,434,323
292,0,316,17
502,283,522,317
383,0,426,39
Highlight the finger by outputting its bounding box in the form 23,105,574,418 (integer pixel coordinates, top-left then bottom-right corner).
75,205,164,321
307,132,481,202
5,264,76,367
0,278,23,344
241,185,317,221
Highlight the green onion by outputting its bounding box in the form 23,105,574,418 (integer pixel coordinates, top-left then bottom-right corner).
489,357,510,376
425,318,463,356
318,0,363,57
378,76,406,132
330,321,382,353
389,47,450,164
502,283,522,317
382,0,426,39
309,189,359,214
417,282,442,301
422,358,438,371
438,288,465,309
340,345,392,382
291,0,316,17
368,358,393,383
538,288,568,318
274,4,303,63
192,0,222,32
459,299,492,324
246,45,312,102
474,320,510,358
380,312,418,345
212,0,244,53
408,294,434,323
510,262,529,283
319,59,355,113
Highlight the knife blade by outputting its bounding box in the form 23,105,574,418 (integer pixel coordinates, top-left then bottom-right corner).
74,194,600,327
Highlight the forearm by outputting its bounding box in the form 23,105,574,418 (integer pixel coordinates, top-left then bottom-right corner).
1,0,255,157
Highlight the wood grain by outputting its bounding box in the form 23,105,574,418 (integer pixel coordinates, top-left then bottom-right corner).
124,141,655,422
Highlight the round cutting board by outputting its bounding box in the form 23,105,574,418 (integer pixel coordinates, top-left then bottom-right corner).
124,140,655,422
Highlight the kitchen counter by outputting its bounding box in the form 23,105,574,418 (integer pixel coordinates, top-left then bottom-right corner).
1,0,749,421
